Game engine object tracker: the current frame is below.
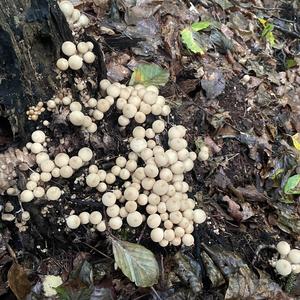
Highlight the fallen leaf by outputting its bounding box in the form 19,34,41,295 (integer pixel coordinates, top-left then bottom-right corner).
181,28,207,55
284,174,300,195
191,21,211,32
129,63,169,87
112,239,159,287
213,0,233,10
8,263,31,300
291,133,300,150
201,69,225,99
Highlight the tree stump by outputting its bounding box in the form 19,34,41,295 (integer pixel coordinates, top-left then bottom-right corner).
0,0,72,146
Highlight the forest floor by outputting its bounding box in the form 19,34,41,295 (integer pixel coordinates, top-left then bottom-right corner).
1,0,300,299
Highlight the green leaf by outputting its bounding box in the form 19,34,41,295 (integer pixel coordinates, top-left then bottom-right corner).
191,21,211,32
284,174,300,195
285,58,297,69
129,64,169,87
112,239,159,287
181,28,206,55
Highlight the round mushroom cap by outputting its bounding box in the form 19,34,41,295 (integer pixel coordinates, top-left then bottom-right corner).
86,173,101,187
70,101,82,111
288,249,300,264
78,147,93,162
169,211,183,224
182,234,194,246
125,201,138,213
56,58,69,71
20,190,34,202
124,186,139,201
69,111,84,126
96,221,106,232
164,229,175,242
127,211,143,227
123,104,137,119
106,84,121,98
151,228,164,242
152,180,169,196
59,1,74,17
147,214,161,228
40,160,55,173
89,211,102,225
60,166,74,178
68,55,83,70
275,259,292,276
78,14,89,27
31,130,46,143
99,79,111,91
79,212,90,224
193,209,207,224
54,153,70,167
102,192,116,206
66,215,81,229
33,186,45,198
276,241,290,256
69,156,83,169
62,41,76,56
31,143,44,154
152,120,165,133
106,204,120,218
46,186,62,201
130,138,147,153
109,216,123,230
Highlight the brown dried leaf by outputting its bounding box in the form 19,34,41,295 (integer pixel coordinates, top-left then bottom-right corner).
8,263,31,300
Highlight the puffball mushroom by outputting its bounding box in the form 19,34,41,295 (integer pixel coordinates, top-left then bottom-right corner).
152,180,169,196
86,173,101,187
40,160,55,173
127,211,143,227
60,166,74,178
33,187,45,198
100,79,111,91
46,186,62,201
147,214,161,228
62,41,76,56
152,120,165,134
151,228,164,242
96,221,106,232
31,143,44,154
78,14,90,27
69,156,83,169
77,42,89,54
31,130,46,143
68,55,83,70
109,216,123,230
78,147,93,162
182,234,194,246
276,241,291,257
106,85,121,98
56,58,69,71
79,212,90,224
69,111,85,126
66,215,81,229
20,190,34,202
198,145,209,161
59,1,74,17
107,204,120,218
124,186,139,201
89,211,102,225
193,209,206,224
102,192,116,206
288,249,300,264
130,138,147,153
83,51,95,64
275,259,292,276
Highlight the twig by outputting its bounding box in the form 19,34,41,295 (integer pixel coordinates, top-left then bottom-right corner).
80,241,112,260
273,25,300,39
151,287,163,300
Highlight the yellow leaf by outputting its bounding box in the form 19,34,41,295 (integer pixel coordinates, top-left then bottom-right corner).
292,133,300,150
258,18,267,26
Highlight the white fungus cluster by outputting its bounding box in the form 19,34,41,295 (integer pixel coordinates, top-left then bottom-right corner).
19,130,94,206
99,79,171,127
58,0,89,30
56,41,95,71
272,241,300,276
26,101,45,121
67,123,206,247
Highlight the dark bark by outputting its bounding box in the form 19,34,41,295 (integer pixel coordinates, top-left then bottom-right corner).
0,0,72,145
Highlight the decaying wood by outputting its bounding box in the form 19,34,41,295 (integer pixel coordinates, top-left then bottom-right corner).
0,0,72,142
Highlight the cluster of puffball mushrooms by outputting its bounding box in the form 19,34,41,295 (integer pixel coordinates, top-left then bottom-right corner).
272,241,300,276
7,77,207,247
56,41,95,71
58,0,89,30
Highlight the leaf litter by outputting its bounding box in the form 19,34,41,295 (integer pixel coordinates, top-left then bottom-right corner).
1,0,300,299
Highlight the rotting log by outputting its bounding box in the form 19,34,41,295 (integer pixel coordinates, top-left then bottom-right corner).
0,0,72,147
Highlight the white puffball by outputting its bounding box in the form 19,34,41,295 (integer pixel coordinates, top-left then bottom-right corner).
46,186,62,201
276,241,290,257
66,215,80,229
130,138,147,153
127,211,143,227
20,190,34,202
62,41,76,56
69,111,84,126
83,51,95,64
78,147,93,162
68,55,83,70
56,58,69,71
